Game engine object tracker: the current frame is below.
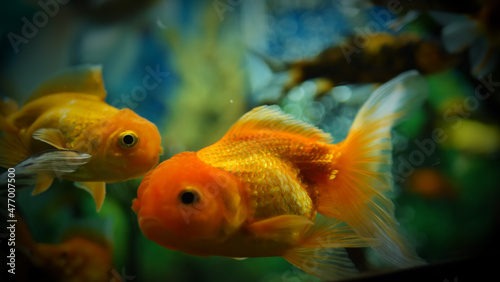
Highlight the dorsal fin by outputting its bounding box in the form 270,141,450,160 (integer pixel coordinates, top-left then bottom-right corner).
25,65,106,104
225,105,333,143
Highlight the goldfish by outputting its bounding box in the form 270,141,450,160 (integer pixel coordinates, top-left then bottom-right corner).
15,215,120,282
132,70,427,279
0,65,163,211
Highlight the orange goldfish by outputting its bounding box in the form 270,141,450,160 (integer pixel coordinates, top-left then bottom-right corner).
132,70,427,279
0,65,163,211
15,215,120,282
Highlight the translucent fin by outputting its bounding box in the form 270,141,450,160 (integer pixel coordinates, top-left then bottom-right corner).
317,189,342,218
283,248,358,280
75,181,106,212
0,149,91,188
282,216,377,280
32,128,67,149
0,134,28,167
225,105,333,143
247,215,313,242
323,70,428,267
26,64,106,103
296,215,379,249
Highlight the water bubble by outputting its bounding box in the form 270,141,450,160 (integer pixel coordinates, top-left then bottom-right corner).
305,101,325,124
284,103,303,119
332,85,352,102
277,18,298,37
288,86,306,102
301,81,317,97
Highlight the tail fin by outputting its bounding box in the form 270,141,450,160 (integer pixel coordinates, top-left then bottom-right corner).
322,70,428,267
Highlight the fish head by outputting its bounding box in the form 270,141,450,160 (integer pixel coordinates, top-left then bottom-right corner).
132,152,247,252
86,108,163,180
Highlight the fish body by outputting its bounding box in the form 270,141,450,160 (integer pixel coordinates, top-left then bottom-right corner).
133,71,427,279
10,93,157,182
0,65,163,210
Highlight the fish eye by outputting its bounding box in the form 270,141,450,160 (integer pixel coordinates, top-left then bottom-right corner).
178,190,200,205
118,131,138,148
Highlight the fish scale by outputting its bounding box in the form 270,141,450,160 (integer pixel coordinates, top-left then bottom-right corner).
197,130,340,220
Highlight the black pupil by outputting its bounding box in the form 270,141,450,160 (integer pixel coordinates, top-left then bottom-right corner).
180,191,196,205
123,134,134,145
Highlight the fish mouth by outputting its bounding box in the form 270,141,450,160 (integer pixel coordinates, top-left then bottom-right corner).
138,216,159,233
138,215,169,242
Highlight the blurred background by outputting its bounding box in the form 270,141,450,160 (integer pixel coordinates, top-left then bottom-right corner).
1,0,500,281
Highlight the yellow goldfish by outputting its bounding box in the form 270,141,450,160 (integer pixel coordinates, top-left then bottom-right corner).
0,65,163,211
132,70,427,279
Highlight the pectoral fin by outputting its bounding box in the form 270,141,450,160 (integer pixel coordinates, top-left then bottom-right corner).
246,215,313,242
0,150,91,192
282,216,378,280
32,173,54,195
75,182,106,212
32,129,66,149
